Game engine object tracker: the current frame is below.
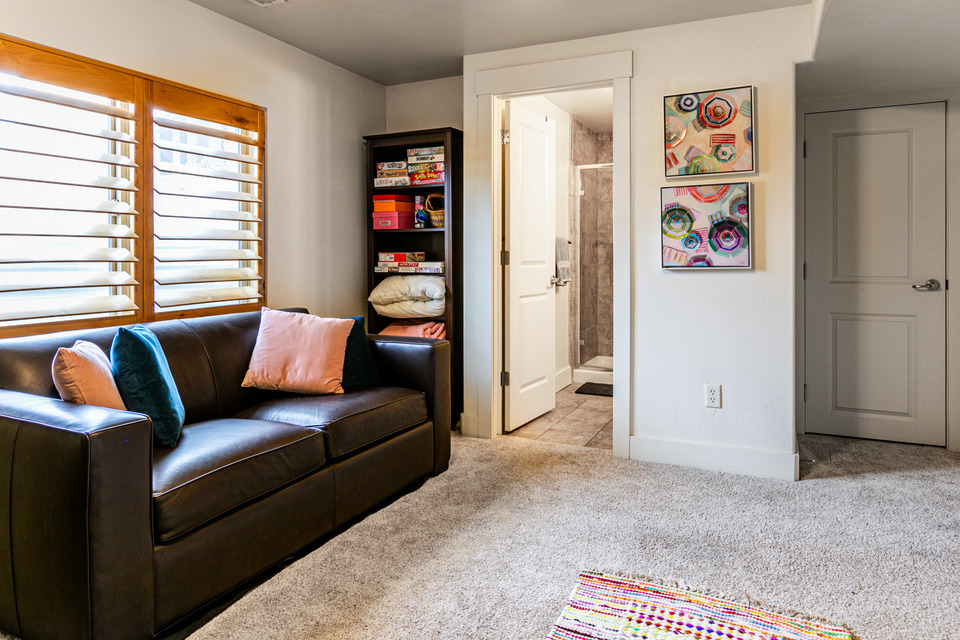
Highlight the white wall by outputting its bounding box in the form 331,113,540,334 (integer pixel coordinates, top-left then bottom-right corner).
1,0,386,317
385,76,463,132
462,6,814,480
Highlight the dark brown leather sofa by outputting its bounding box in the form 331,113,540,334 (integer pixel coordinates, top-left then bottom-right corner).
0,309,450,640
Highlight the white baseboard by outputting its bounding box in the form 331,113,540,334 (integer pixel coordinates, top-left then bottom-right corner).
629,435,799,481
555,366,572,392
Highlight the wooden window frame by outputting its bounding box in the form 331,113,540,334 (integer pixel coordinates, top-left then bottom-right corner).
0,35,267,339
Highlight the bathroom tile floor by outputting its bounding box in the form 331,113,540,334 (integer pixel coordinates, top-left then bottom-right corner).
505,383,613,450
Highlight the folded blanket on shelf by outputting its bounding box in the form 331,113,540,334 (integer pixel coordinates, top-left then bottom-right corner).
379,320,446,340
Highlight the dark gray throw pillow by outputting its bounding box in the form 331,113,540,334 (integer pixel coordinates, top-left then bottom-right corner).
341,316,381,389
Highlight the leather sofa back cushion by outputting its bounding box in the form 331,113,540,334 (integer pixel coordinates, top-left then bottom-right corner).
177,311,283,418
242,309,353,395
0,327,118,398
51,340,126,410
0,308,308,420
111,325,185,448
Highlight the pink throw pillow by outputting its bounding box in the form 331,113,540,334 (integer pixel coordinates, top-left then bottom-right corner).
52,340,127,410
242,308,354,395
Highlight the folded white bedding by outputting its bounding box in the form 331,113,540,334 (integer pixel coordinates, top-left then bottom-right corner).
368,275,446,319
368,275,445,305
372,298,446,318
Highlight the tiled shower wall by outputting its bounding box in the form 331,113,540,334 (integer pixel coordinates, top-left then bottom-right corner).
569,119,613,369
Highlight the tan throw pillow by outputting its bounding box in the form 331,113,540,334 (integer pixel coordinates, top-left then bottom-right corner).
52,340,126,410
242,308,354,395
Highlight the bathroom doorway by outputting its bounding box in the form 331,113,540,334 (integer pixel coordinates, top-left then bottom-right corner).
501,86,615,434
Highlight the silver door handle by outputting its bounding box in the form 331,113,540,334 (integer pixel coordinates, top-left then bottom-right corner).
912,279,941,291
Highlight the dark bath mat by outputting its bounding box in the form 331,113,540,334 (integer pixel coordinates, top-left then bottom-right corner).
575,382,612,397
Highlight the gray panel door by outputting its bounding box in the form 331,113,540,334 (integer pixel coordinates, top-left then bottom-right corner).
804,103,946,445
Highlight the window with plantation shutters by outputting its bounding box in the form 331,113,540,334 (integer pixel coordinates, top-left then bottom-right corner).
0,36,266,337
149,84,264,312
0,70,140,326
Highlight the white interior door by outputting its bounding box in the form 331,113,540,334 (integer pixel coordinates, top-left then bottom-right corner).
504,101,557,432
804,103,946,445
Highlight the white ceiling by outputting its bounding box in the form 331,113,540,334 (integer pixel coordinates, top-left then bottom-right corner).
545,87,614,134
797,0,960,100
188,0,960,102
187,0,808,86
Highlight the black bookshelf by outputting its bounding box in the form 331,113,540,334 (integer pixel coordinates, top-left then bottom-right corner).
363,127,463,422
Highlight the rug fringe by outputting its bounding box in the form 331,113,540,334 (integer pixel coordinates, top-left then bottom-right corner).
587,568,861,640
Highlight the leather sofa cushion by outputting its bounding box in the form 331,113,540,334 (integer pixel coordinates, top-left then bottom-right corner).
235,387,427,459
179,309,308,418
152,418,326,543
142,319,221,426
0,309,309,420
0,327,118,398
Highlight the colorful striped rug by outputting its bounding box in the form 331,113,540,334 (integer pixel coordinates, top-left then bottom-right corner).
550,571,857,640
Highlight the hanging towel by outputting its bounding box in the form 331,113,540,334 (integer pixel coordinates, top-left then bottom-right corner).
556,237,573,285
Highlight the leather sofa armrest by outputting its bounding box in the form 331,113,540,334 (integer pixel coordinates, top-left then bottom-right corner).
0,389,154,640
367,337,451,475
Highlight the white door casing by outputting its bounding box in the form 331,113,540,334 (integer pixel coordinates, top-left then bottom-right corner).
804,103,946,445
503,100,557,431
464,51,631,450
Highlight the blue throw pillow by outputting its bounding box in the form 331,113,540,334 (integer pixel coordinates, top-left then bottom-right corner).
341,316,381,389
111,325,185,448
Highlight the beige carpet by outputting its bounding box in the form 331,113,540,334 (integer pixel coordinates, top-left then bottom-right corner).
181,433,960,640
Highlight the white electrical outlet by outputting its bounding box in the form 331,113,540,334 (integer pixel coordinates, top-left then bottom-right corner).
705,384,721,408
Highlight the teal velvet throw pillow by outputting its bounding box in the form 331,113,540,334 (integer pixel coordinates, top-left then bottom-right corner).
341,316,381,389
111,325,185,448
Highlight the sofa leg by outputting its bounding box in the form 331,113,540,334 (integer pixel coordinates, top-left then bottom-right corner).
431,461,449,476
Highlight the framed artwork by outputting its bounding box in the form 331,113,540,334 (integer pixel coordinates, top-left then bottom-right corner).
660,183,751,269
664,85,754,177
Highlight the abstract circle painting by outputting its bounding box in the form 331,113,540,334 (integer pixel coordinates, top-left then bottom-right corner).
660,182,752,269
663,85,754,177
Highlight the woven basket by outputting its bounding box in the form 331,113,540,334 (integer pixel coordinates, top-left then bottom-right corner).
424,193,444,228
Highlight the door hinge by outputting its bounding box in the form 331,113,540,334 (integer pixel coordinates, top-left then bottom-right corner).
802,141,806,158
500,371,510,387
803,263,807,280
500,129,510,145
803,384,807,402
500,249,510,266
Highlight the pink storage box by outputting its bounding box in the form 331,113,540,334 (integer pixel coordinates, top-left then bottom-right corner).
373,211,415,229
